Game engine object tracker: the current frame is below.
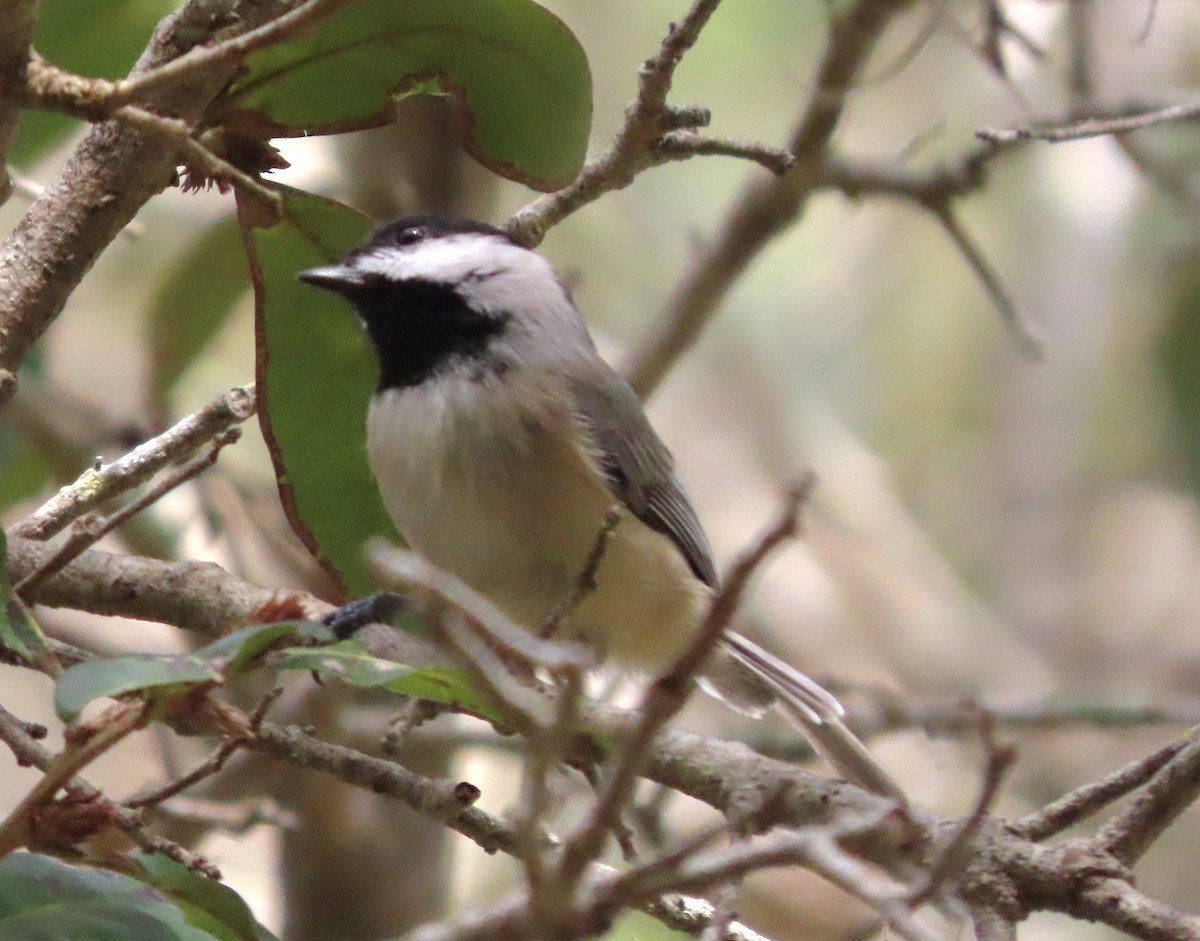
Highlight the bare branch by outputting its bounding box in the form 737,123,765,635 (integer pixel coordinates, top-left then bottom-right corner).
1013,733,1194,842
1095,729,1200,867
651,132,795,175
12,384,256,541
624,0,917,397
5,535,325,637
507,0,791,246
15,428,241,603
978,100,1200,146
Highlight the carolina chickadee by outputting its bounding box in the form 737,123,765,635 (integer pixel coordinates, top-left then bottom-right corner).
299,215,903,802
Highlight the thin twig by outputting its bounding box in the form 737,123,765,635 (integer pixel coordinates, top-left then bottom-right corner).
19,59,282,217
932,205,1042,357
1013,732,1194,842
978,100,1200,145
124,687,282,810
1093,728,1200,866
651,132,795,175
624,0,918,397
107,104,282,220
13,384,256,541
909,714,1015,906
555,478,815,889
0,702,149,857
15,429,241,602
508,0,784,247
540,506,623,639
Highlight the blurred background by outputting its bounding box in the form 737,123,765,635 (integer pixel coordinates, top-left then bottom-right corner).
4,1,1200,938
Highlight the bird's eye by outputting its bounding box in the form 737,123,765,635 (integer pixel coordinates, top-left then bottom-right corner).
396,226,424,246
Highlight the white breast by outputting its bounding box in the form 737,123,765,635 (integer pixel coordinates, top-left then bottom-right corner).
366,375,706,673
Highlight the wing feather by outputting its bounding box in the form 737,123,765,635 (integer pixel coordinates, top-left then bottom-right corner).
568,363,718,589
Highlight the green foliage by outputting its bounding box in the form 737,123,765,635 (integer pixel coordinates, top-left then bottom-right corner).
0,428,54,515
54,655,220,722
54,620,332,720
129,853,277,941
0,530,49,668
1160,252,1200,492
244,187,394,598
148,217,249,410
52,616,504,726
274,640,501,721
0,851,277,941
214,0,592,190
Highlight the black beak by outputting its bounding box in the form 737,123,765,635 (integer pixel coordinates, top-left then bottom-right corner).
297,264,366,296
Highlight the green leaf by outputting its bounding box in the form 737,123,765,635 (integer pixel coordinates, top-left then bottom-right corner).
0,852,219,941
130,853,277,941
148,216,249,409
54,655,220,722
275,641,501,721
214,0,592,191
0,427,54,514
192,620,333,673
243,186,394,597
0,529,50,666
11,0,176,165
1161,251,1200,493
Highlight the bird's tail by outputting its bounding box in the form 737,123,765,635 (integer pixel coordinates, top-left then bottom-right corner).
701,631,908,807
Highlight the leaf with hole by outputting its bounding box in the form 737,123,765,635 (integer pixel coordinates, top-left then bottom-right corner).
212,0,592,190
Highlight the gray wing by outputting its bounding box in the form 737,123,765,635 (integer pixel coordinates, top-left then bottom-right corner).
569,363,719,589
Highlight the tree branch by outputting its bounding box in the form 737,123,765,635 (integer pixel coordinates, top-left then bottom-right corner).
624,0,917,397
5,535,323,637
507,0,793,247
0,1,303,397
12,384,256,541
979,100,1200,145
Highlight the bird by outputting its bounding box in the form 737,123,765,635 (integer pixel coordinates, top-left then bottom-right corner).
298,214,904,802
